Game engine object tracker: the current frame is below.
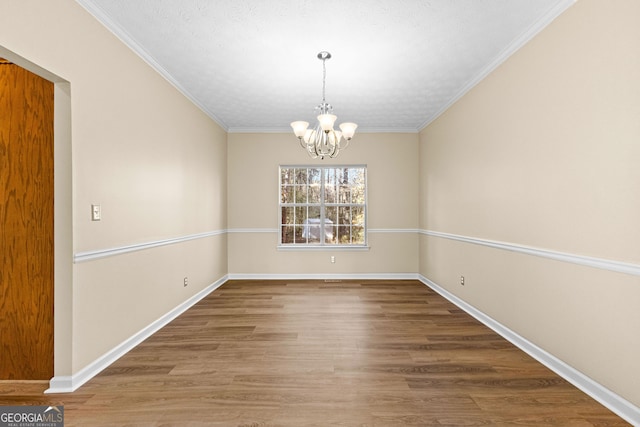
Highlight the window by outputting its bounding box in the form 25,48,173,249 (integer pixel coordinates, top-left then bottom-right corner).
279,166,367,247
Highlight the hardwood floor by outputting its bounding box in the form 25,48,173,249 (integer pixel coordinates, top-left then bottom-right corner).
0,280,629,426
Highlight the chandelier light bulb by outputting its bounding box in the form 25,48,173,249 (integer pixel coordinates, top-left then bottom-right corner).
318,114,337,132
339,122,358,140
291,121,309,138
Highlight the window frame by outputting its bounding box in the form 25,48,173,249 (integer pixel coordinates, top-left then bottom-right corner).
278,165,368,250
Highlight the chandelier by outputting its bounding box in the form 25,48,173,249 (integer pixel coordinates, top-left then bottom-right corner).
290,51,357,159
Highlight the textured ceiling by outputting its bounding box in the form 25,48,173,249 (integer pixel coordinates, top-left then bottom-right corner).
77,0,574,133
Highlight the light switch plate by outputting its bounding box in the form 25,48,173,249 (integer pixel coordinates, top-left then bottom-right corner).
91,204,101,221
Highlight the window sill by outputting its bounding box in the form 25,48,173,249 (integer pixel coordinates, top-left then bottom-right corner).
277,245,370,252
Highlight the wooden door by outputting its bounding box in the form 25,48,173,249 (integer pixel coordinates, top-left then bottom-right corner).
0,58,54,380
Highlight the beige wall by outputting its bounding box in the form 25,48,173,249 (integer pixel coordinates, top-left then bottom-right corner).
419,0,640,406
2,0,638,412
1,0,228,374
227,133,419,276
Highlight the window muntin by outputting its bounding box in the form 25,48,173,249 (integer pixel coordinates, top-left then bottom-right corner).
279,166,367,246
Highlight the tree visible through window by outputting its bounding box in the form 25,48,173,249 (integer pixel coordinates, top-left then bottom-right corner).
279,166,367,246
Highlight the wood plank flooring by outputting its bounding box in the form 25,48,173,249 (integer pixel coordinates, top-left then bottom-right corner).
0,280,629,426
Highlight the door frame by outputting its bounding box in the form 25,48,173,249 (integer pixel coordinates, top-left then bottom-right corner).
0,46,73,386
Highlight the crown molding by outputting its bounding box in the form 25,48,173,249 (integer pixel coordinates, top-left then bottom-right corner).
74,0,229,132
418,0,577,131
227,126,420,134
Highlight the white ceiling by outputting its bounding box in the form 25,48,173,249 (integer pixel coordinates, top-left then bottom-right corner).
77,0,574,133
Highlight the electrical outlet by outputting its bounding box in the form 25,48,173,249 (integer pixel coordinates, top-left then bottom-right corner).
330,256,336,263
460,275,465,286
183,277,188,287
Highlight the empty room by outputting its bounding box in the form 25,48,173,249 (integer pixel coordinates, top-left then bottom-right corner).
1,0,638,425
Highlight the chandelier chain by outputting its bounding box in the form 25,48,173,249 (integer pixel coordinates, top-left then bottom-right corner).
322,56,327,104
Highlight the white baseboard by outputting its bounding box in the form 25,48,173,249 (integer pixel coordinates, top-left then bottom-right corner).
45,273,413,393
46,375,73,393
227,273,420,281
45,272,639,425
45,275,228,394
418,275,640,426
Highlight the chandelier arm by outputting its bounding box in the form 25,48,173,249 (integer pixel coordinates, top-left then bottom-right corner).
328,131,339,157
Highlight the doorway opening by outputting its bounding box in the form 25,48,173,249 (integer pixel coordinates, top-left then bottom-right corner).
0,46,73,384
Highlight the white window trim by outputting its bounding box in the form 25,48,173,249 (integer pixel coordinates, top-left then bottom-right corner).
277,245,370,252
278,165,368,249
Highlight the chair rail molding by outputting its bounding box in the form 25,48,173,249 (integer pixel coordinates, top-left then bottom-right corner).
420,229,640,277
74,230,226,263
